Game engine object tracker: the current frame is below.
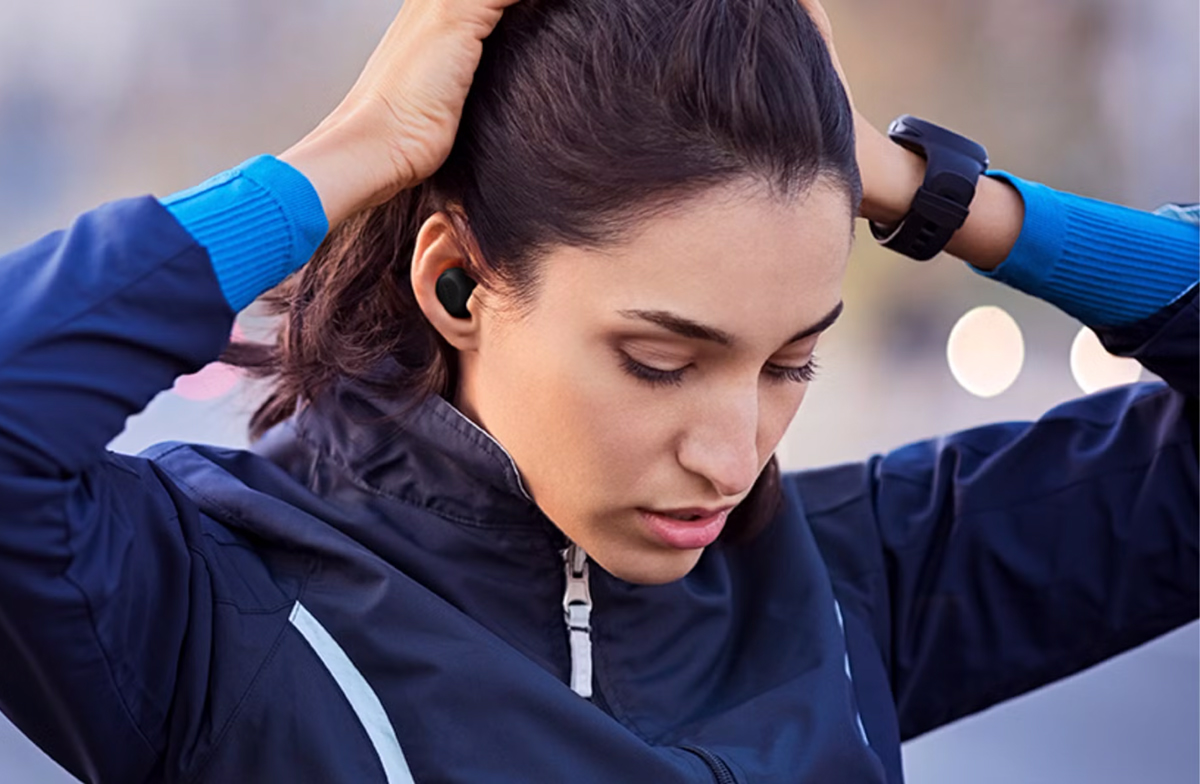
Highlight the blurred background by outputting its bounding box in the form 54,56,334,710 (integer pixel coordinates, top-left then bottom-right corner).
0,0,1196,781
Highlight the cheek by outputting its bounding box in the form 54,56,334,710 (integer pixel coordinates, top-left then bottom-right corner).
491,333,663,515
757,383,809,456
549,349,670,486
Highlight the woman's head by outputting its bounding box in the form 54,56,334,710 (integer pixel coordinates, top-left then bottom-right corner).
229,0,858,584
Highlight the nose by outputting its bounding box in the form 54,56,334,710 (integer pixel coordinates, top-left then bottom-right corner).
676,386,763,499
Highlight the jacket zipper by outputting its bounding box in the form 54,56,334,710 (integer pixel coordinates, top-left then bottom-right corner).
681,745,738,784
560,553,735,784
562,543,594,698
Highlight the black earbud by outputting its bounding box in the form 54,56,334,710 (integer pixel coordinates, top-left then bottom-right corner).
435,267,477,319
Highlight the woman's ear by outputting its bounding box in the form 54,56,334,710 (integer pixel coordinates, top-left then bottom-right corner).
411,212,484,351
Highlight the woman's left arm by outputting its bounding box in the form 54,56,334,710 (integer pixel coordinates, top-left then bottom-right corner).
795,0,1199,740
850,180,1199,740
794,169,1198,736
795,280,1196,740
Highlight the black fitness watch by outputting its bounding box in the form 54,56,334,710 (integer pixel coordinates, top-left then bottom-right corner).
869,115,989,261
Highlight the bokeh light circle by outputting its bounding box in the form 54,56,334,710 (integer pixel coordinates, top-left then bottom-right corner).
946,306,1025,398
1070,326,1142,394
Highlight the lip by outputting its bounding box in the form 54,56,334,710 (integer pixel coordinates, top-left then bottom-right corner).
638,506,733,550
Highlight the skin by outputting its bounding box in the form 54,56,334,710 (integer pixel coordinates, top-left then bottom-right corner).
278,0,1027,580
410,179,852,583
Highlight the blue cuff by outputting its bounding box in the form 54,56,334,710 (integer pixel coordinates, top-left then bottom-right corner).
161,155,329,312
972,171,1199,327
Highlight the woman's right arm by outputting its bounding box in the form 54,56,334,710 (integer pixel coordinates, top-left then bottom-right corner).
0,2,518,780
0,194,240,782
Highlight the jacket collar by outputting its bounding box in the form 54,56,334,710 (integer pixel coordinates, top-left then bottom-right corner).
261,365,553,533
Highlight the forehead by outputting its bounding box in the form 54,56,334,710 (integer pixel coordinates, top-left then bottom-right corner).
533,179,853,346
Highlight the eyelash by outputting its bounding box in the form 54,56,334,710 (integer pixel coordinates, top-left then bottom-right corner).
620,354,820,387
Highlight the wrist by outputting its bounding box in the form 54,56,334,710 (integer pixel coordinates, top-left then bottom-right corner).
857,121,925,225
280,105,414,228
943,174,1024,271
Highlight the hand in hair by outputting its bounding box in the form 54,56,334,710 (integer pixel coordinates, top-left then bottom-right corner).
281,0,523,228
797,0,1024,269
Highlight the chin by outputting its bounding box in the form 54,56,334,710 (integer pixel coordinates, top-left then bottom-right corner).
594,546,705,585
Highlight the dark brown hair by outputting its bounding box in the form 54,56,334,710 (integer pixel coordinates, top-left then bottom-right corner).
224,0,859,540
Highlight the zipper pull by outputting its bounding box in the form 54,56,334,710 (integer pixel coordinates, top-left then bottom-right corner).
562,543,593,699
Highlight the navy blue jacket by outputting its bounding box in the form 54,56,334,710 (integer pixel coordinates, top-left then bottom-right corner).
0,196,1196,783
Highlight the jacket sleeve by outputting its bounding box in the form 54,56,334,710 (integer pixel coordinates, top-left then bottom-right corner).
795,195,1199,741
0,155,325,783
0,197,236,782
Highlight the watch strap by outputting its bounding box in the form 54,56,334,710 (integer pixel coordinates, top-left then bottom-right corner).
870,116,989,261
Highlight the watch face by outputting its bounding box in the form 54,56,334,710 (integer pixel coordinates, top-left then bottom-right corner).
888,115,989,167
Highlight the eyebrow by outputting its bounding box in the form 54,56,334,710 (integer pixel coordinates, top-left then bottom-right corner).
617,301,844,347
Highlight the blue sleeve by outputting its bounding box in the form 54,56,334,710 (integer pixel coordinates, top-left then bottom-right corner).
162,154,329,312
799,287,1198,740
0,198,237,781
972,172,1199,327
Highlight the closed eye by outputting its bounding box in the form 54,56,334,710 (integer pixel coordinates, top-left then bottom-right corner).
619,353,820,387
763,357,820,384
620,354,689,387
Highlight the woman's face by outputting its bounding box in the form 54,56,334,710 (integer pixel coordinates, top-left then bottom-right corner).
427,179,852,584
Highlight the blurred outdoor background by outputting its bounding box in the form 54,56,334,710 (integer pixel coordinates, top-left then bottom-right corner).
0,0,1196,781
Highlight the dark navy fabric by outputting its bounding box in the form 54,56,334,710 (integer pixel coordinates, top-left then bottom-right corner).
0,197,1195,783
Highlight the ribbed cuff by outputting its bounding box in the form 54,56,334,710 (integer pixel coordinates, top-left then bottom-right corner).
161,155,329,312
972,171,1199,327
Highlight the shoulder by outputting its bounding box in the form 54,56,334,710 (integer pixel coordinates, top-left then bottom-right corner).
130,440,317,595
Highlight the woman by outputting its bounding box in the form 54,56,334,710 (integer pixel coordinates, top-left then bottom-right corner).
0,0,1195,781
